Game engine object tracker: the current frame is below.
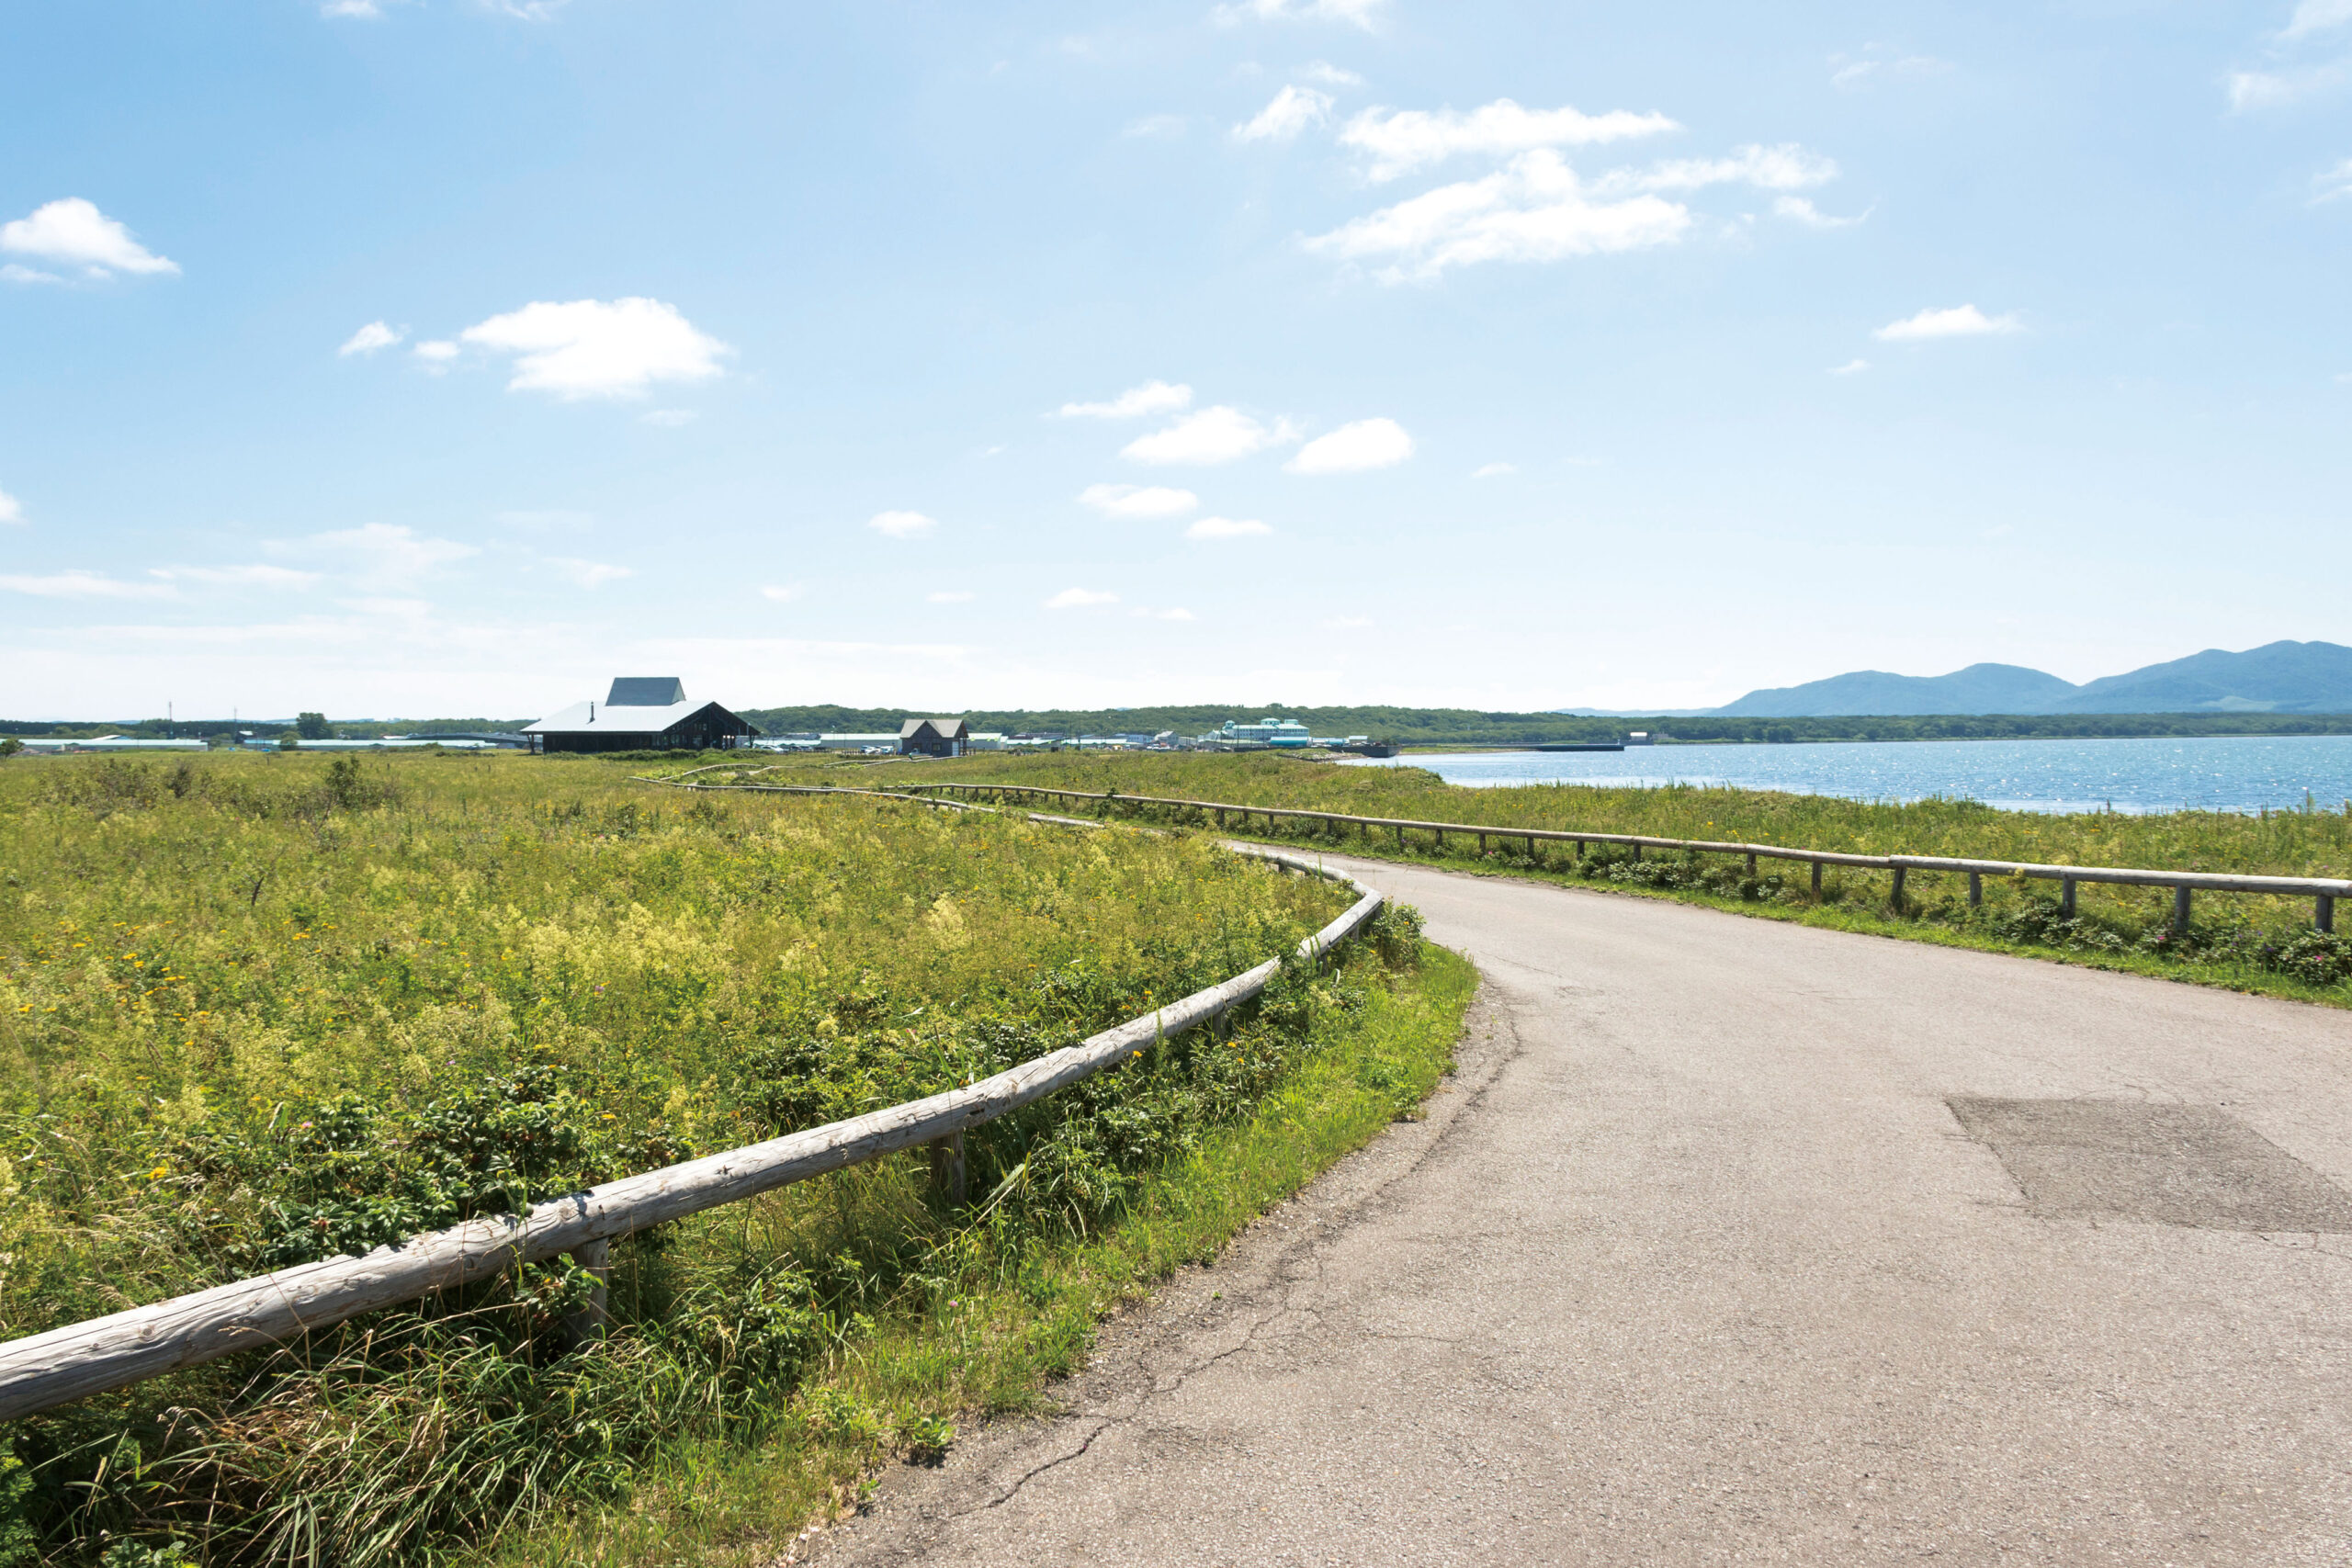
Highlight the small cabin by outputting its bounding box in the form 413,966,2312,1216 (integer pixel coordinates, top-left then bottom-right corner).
525,678,758,754
899,717,970,758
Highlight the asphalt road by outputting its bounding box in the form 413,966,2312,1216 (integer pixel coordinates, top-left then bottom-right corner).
808,857,2352,1566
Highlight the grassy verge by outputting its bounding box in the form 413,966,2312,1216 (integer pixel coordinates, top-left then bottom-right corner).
0,752,1466,1564
708,751,2352,1010
483,942,1474,1568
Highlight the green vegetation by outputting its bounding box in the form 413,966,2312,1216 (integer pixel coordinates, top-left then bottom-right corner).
780,750,2352,1005
0,751,1461,1565
732,704,2352,749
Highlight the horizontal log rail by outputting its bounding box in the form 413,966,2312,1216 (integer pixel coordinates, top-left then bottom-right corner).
0,803,1380,1422
899,781,2346,933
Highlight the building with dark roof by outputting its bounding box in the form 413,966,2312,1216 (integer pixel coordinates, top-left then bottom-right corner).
899,717,969,757
525,678,758,754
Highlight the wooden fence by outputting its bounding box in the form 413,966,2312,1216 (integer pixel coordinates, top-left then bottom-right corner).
899,781,2346,936
0,808,1382,1423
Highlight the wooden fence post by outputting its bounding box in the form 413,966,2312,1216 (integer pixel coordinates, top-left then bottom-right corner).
1967,871,1982,908
1811,860,1823,895
1890,865,1907,911
2061,878,2077,919
563,1238,611,1348
2321,895,2336,934
2174,886,2192,938
1745,852,1758,875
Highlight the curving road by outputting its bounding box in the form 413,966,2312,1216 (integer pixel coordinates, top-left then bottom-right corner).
808,855,2352,1566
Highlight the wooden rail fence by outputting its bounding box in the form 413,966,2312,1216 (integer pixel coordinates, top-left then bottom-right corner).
0,800,1381,1422
899,781,2346,936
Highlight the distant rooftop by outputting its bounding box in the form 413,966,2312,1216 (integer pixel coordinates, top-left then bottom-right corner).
606,676,686,707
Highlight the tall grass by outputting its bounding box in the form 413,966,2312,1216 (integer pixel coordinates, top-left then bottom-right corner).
0,752,1446,1564
787,750,2352,1003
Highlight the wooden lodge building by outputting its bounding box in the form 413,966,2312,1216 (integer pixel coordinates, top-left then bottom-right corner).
525,678,758,754
899,717,969,757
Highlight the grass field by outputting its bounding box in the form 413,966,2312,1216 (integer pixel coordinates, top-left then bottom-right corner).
0,751,1465,1566
748,750,2352,1006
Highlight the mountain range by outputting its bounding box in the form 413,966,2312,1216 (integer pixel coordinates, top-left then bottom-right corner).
1564,640,2352,718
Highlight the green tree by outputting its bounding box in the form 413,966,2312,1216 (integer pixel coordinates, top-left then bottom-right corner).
296,711,331,739
0,738,20,758
277,731,301,751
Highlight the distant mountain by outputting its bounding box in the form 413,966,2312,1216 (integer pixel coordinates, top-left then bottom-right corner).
1691,641,2352,717
1712,663,2077,718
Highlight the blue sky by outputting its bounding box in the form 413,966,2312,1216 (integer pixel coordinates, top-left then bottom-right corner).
3,0,2347,720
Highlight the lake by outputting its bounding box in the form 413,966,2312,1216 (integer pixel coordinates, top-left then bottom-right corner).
1339,735,2352,816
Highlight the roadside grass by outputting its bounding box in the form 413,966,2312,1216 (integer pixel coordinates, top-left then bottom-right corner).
715,751,2352,1009
481,942,1474,1568
0,751,1462,1564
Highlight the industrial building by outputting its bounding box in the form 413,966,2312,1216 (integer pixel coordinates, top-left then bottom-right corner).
525,678,757,754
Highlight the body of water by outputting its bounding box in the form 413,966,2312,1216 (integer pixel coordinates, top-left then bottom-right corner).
1340,735,2352,815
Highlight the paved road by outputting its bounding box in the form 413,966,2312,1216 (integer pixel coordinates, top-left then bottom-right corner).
809,858,2352,1566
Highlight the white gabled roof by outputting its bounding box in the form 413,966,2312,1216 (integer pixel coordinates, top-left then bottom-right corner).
526,699,709,735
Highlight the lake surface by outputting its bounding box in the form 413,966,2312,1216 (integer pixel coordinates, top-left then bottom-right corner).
1340,736,2352,816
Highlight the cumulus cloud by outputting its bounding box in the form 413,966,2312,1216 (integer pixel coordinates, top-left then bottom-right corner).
548,557,632,588
2317,157,2352,200
2284,0,2352,39
0,570,175,600
1214,0,1382,28
1306,149,1690,281
339,321,403,356
2226,62,2350,108
1340,98,1679,182
1056,379,1193,418
1235,85,1333,141
868,510,937,538
1079,482,1200,518
456,298,729,400
1300,60,1364,87
761,583,804,602
1471,461,1515,478
147,563,322,588
0,488,22,525
641,408,699,427
927,590,977,604
0,198,177,279
1874,304,2021,341
1125,113,1190,140
1287,417,1413,473
1597,143,1837,196
1773,195,1867,228
1045,587,1119,608
1123,406,1299,464
1185,516,1272,539
413,340,458,370
1132,605,1196,621
1827,358,1871,375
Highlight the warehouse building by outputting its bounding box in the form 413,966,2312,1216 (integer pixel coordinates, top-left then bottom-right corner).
525,678,758,754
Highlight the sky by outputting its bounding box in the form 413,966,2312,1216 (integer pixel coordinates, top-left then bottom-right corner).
3,0,2348,721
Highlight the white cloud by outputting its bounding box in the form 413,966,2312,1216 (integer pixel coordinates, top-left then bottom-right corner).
1123,406,1299,464
1132,605,1196,621
868,510,937,538
1300,60,1364,87
0,264,62,286
2227,61,2351,109
1874,303,2022,342
457,298,729,400
548,557,632,588
321,0,386,15
1286,416,1414,474
0,198,178,278
1056,379,1193,418
1213,0,1382,28
147,563,321,588
1306,149,1690,282
1235,85,1333,141
339,321,403,356
0,488,21,525
0,570,175,600
1339,98,1679,182
2285,0,2352,39
641,408,698,427
1079,482,1200,518
1598,143,1837,196
1045,587,1119,608
1471,461,1515,479
413,340,458,369
2313,157,2352,201
276,523,479,585
1124,113,1190,140
1830,49,1951,89
926,590,977,604
762,583,804,602
1827,357,1871,375
1186,515,1273,539
1774,195,1866,228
